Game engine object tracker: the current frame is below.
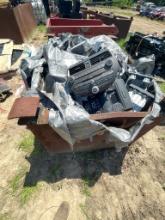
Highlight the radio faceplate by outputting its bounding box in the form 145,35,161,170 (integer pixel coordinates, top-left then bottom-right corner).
68,49,121,97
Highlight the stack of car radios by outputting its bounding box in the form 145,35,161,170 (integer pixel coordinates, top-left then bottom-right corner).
68,48,154,114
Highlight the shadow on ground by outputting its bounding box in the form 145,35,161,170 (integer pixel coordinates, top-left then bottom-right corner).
24,139,128,187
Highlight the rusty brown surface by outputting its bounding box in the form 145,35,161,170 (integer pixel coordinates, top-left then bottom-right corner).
37,107,49,125
0,3,36,44
90,112,147,128
27,124,109,153
95,14,133,39
28,124,72,153
90,112,146,121
8,96,164,153
27,115,163,153
34,108,147,128
8,96,39,119
47,17,119,37
84,10,133,39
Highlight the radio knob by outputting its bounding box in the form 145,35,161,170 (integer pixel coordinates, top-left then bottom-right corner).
92,86,99,94
104,59,113,70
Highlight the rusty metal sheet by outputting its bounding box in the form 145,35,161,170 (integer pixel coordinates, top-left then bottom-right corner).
8,96,39,119
27,115,163,153
90,112,147,128
47,17,119,37
28,124,72,153
0,3,36,44
90,112,147,121
27,124,109,153
35,108,147,127
84,9,133,39
37,107,49,125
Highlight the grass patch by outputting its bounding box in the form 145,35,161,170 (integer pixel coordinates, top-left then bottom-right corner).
117,38,127,49
20,186,38,205
117,33,131,49
9,168,39,205
9,169,26,193
79,203,90,220
0,213,11,220
159,82,165,94
19,133,34,153
37,24,46,33
81,178,92,197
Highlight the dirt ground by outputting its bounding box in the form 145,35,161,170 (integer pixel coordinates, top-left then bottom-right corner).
91,7,165,35
0,9,165,220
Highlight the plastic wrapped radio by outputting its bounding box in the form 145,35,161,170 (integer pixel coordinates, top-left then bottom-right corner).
68,49,121,97
76,79,133,114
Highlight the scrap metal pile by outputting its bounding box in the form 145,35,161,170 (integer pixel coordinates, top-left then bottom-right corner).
126,32,165,77
16,34,164,151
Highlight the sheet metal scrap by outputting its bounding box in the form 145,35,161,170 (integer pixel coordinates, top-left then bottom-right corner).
47,17,119,37
82,9,133,39
8,96,39,119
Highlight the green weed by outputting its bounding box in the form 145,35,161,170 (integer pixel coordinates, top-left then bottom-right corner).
9,169,26,193
159,82,165,94
19,133,34,153
79,203,90,220
81,178,91,197
117,38,127,49
0,213,11,220
9,168,39,205
37,24,46,33
20,186,38,205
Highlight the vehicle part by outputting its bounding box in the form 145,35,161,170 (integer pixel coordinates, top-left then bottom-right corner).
68,49,121,97
8,96,40,119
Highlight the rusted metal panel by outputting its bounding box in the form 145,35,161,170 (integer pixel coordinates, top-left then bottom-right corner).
8,96,164,153
47,17,119,37
83,10,133,39
95,14,133,39
26,115,163,153
49,18,104,26
13,3,37,42
37,107,49,125
8,96,39,119
90,112,147,128
27,124,109,153
28,124,72,153
35,109,147,129
0,3,36,43
90,112,146,121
